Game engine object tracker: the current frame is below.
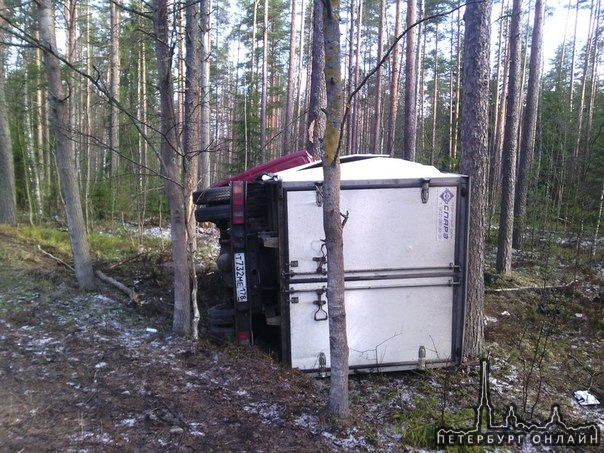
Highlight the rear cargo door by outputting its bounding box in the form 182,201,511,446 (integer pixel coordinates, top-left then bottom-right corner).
282,181,467,372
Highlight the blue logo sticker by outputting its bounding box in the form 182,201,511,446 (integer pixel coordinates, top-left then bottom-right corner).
440,188,455,204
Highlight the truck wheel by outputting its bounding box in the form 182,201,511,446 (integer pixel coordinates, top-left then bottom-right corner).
193,186,231,205
207,302,234,323
208,324,234,336
195,204,230,223
207,302,235,337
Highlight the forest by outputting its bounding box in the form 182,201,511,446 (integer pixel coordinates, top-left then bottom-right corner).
0,0,603,329
0,0,603,446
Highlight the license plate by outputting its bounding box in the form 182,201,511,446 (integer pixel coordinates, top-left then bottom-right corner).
234,252,248,303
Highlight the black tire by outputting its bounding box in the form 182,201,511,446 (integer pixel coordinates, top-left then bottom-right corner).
193,186,231,205
208,324,235,336
207,302,235,336
195,204,231,223
207,302,235,323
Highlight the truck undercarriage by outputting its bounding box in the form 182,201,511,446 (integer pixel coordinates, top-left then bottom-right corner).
194,154,469,375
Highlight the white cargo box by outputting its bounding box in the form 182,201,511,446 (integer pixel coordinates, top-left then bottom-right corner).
274,155,469,374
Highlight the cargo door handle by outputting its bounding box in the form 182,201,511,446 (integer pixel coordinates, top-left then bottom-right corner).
313,287,328,321
313,256,327,274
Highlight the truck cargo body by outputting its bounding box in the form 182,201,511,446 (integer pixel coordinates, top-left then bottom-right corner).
195,155,469,374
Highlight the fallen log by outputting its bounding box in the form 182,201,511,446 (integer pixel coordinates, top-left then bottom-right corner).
96,270,139,303
486,280,577,293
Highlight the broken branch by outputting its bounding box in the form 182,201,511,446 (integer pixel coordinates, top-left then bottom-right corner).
96,270,139,303
38,245,74,271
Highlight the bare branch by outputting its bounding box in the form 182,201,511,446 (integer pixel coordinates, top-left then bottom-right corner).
96,270,140,303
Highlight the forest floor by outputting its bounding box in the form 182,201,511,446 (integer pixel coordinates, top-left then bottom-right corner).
0,223,603,452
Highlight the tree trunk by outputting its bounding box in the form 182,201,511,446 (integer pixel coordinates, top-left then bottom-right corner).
571,0,598,183
306,0,326,159
403,0,418,161
346,1,363,154
200,0,211,187
32,39,45,220
260,0,269,162
0,0,16,224
488,0,509,230
64,0,78,199
583,0,601,167
295,0,307,151
568,0,579,110
137,0,149,200
372,0,385,152
284,0,298,155
496,0,523,276
110,0,120,180
349,0,362,155
184,0,201,337
593,180,604,257
84,1,93,230
513,0,544,247
23,56,40,224
430,21,439,165
386,0,403,157
449,8,462,164
153,0,192,336
321,0,349,419
460,0,492,358
176,8,185,142
37,0,95,290
417,18,426,158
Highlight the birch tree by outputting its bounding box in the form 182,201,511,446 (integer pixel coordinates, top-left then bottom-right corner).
184,0,201,336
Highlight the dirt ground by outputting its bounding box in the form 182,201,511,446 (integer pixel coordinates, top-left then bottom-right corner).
1,226,603,452
0,227,402,452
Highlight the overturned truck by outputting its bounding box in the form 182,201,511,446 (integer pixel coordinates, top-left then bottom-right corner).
194,152,470,375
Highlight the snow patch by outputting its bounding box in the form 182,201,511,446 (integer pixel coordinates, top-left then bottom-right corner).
243,402,281,424
119,418,136,427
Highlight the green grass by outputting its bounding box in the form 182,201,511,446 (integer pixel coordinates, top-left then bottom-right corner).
9,224,169,264
393,384,480,451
